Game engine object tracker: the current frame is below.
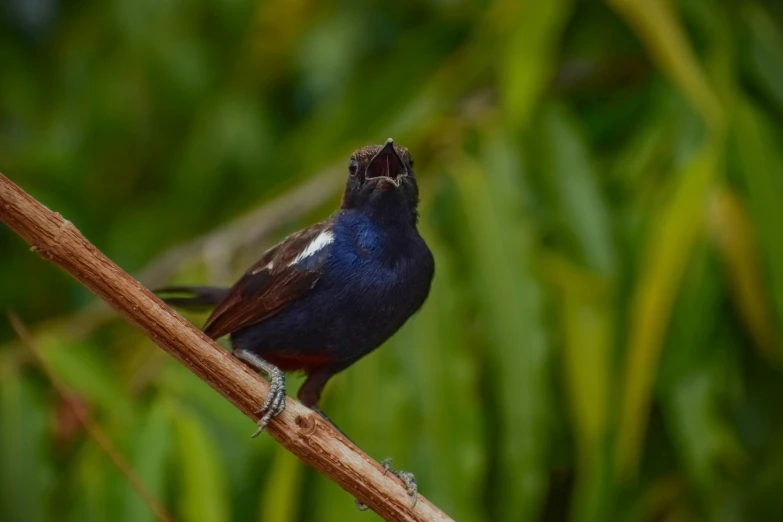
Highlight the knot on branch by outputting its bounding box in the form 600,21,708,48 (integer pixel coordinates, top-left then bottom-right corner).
295,413,320,438
30,244,54,259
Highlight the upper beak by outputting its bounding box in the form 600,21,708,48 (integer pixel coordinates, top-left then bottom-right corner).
366,138,407,183
378,138,397,157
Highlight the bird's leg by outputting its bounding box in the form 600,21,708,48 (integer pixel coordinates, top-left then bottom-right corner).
298,369,347,431
298,370,417,509
234,349,286,437
299,369,362,441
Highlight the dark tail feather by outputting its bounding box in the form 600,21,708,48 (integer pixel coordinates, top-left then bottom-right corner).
155,286,230,310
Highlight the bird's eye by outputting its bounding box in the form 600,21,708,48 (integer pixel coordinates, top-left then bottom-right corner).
349,159,359,176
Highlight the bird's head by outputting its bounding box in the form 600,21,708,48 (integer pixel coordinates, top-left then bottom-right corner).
341,139,419,219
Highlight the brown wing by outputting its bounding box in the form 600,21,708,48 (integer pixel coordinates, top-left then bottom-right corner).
202,221,334,339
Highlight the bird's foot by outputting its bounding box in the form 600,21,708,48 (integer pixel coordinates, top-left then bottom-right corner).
381,458,418,507
251,375,286,438
355,458,417,510
234,350,287,438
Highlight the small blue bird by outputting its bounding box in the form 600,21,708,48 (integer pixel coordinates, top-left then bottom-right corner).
158,139,434,500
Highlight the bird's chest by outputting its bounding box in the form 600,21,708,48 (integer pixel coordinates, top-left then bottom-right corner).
332,226,412,294
325,219,431,329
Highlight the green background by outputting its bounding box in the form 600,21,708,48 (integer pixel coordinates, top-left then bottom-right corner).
3,0,783,520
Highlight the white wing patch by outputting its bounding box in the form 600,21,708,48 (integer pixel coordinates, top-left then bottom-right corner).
289,231,334,267
250,261,274,275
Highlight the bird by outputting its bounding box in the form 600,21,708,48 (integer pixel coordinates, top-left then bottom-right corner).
156,139,434,500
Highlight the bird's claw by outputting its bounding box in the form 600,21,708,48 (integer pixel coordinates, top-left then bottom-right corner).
381,458,418,507
233,350,288,438
250,371,286,438
353,459,418,511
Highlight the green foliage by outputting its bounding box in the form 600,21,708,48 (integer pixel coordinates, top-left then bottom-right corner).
2,0,783,520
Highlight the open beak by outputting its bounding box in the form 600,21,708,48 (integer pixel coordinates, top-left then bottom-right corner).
366,138,406,186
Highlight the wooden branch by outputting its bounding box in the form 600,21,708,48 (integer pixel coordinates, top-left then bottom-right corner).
0,172,452,522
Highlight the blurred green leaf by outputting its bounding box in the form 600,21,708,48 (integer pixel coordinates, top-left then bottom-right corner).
455,131,551,521
122,397,172,522
258,448,303,522
665,353,748,520
173,405,230,522
546,254,613,522
75,445,112,522
733,100,783,359
0,376,49,522
656,242,722,394
742,2,783,112
606,0,724,129
539,103,616,275
618,139,721,478
709,187,778,360
498,0,571,129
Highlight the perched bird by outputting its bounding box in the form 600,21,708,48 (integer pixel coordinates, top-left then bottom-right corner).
157,139,434,499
